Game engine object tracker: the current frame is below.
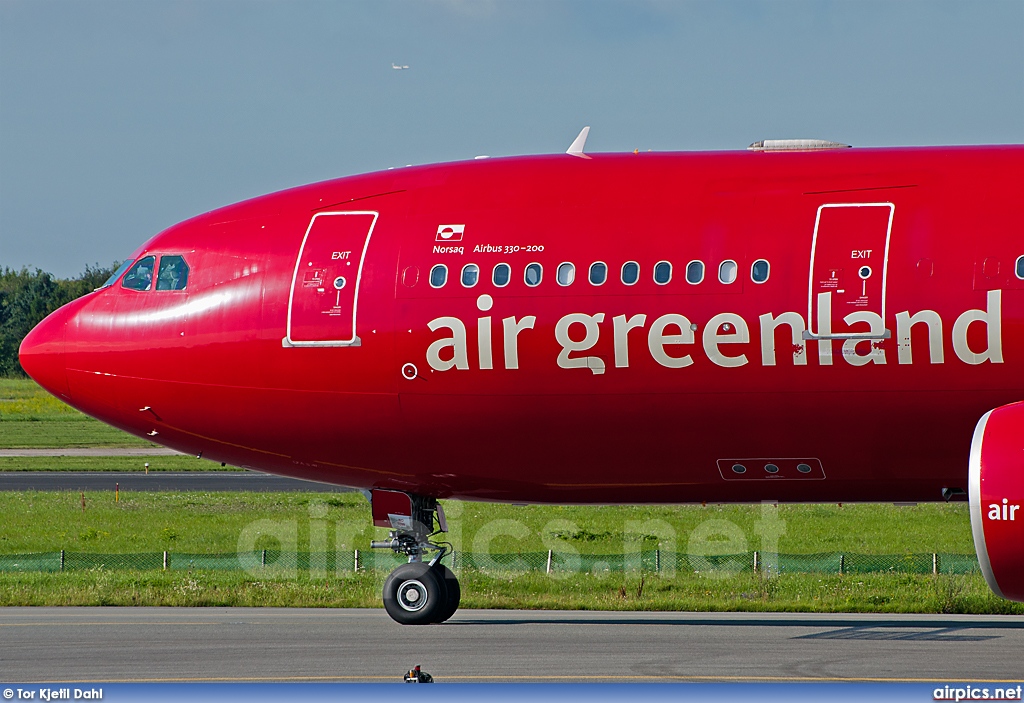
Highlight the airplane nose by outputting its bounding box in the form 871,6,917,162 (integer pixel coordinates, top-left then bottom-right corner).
19,306,70,400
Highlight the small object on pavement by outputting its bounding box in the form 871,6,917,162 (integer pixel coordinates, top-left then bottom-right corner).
404,665,433,683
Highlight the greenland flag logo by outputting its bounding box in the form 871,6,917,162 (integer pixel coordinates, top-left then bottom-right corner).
435,224,465,242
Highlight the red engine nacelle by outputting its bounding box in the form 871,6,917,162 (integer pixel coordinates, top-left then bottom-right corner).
970,402,1024,601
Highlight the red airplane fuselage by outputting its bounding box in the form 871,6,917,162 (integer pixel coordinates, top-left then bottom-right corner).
20,145,1024,507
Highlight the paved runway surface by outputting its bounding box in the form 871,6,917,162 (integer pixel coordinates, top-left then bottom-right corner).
0,472,350,492
2,608,1022,683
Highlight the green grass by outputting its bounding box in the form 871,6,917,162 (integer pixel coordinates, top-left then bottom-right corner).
0,456,238,471
455,571,1024,615
0,378,155,448
0,421,160,448
0,491,370,554
0,490,1015,614
0,377,59,401
454,501,979,555
0,569,1019,614
0,570,383,607
0,492,980,556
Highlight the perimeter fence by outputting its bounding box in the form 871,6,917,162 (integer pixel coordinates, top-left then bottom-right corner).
0,550,981,576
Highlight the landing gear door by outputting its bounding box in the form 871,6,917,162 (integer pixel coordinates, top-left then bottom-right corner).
806,203,894,340
284,211,378,347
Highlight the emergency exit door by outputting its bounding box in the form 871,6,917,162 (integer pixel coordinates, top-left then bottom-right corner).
284,211,378,347
806,203,894,339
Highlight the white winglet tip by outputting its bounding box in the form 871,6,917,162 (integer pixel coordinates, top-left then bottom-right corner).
566,126,590,157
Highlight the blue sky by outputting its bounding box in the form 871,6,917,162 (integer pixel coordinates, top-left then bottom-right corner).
1,0,1021,278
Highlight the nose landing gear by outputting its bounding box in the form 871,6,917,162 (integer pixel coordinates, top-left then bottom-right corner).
369,490,460,624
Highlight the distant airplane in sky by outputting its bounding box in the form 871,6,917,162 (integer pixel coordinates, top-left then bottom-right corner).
391,63,409,70
18,131,1024,625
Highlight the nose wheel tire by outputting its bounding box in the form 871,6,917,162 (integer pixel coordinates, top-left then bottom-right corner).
433,564,461,623
383,563,449,625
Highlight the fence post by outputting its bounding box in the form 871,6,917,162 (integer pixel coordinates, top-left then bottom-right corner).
451,550,456,570
839,554,844,575
60,550,64,572
655,549,660,573
546,549,553,575
354,549,359,573
163,551,168,571
933,553,938,575
261,549,267,568
753,551,758,573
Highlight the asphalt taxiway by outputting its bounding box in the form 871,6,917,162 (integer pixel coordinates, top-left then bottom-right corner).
1,608,1022,683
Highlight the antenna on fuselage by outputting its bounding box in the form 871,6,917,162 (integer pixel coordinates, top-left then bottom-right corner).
566,126,590,158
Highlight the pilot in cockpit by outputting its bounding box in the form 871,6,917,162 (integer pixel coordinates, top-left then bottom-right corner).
156,255,189,291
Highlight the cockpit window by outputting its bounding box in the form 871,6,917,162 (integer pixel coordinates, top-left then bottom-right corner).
101,259,135,288
121,256,156,291
156,255,190,291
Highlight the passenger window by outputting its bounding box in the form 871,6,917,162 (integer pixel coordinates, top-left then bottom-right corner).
751,259,770,284
621,261,639,285
524,263,543,287
685,260,704,285
492,263,511,287
461,264,479,288
429,264,448,288
121,256,156,291
654,261,672,285
102,259,135,289
1017,255,1024,280
156,255,190,291
718,260,738,284
588,262,607,286
557,262,575,286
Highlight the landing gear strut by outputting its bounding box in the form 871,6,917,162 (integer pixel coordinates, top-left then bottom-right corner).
369,490,459,625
